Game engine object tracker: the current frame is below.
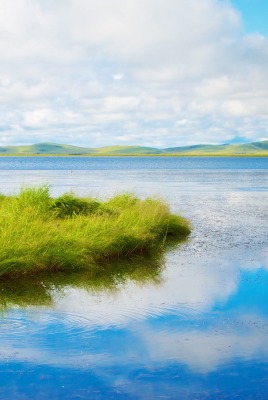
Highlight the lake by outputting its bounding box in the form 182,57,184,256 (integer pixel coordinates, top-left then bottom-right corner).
0,156,267,399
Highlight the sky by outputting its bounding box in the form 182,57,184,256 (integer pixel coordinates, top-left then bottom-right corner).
0,0,268,148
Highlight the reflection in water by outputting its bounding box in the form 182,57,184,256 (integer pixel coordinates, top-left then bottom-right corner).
0,256,164,310
1,254,268,398
0,157,267,399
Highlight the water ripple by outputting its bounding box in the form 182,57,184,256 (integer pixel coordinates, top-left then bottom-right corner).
0,311,98,339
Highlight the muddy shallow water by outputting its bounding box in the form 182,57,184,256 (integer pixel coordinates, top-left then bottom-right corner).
0,157,267,399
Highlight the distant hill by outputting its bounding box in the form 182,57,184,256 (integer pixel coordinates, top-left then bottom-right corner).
0,140,267,155
0,143,94,155
93,145,163,155
164,140,268,155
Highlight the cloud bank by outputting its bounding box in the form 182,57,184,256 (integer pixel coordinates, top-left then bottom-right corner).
0,0,268,146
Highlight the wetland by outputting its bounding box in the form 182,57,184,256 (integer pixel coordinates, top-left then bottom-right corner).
0,156,267,399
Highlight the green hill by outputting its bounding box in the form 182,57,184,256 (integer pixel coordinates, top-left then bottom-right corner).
164,141,268,155
0,143,95,155
0,143,164,155
164,144,229,154
94,145,163,155
0,140,267,156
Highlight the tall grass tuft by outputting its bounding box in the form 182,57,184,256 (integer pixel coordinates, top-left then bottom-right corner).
0,186,190,277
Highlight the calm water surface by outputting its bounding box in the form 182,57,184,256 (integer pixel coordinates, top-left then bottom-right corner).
0,157,268,399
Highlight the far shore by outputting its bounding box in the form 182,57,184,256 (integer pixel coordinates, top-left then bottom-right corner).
0,153,268,157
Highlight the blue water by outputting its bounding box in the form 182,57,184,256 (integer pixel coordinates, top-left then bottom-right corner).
0,157,268,399
0,155,267,170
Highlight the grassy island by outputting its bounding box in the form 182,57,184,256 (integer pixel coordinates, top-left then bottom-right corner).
0,186,190,278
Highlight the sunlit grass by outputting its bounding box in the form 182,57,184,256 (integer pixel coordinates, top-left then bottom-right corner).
0,186,190,277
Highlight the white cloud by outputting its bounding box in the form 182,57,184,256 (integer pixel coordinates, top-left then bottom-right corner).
1,310,268,376
138,314,268,373
0,0,268,146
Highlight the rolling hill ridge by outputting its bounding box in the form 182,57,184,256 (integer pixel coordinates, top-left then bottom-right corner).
0,140,267,155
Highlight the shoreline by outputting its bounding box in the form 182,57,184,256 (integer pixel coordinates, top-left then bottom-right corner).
0,153,267,157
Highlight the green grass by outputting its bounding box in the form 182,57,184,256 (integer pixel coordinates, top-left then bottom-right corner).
0,186,190,278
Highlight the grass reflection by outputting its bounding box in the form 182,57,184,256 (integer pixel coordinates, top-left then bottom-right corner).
0,254,166,310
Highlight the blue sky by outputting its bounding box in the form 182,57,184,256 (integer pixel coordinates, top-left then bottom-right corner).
232,0,268,34
0,0,267,148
